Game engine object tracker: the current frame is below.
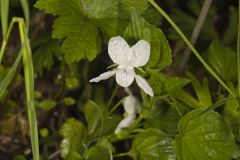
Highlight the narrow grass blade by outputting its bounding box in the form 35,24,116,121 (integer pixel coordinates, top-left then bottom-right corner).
19,0,30,33
0,0,9,38
0,51,22,97
18,18,40,160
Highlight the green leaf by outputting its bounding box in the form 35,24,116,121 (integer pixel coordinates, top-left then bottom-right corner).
148,71,190,96
34,0,83,16
19,0,30,32
118,0,148,18
130,128,176,160
33,40,61,76
35,0,149,63
186,72,212,107
85,138,114,160
223,86,240,141
81,101,121,136
174,109,236,160
205,42,237,81
52,15,101,62
38,99,57,110
60,118,86,158
223,7,237,45
124,11,172,69
65,151,83,160
63,97,76,106
0,0,9,38
142,6,162,26
0,52,22,98
144,106,180,133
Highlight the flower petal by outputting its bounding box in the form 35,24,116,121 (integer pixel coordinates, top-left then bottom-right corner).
89,70,116,82
115,114,136,134
108,36,131,65
130,40,150,67
135,75,154,97
116,67,135,87
124,95,141,115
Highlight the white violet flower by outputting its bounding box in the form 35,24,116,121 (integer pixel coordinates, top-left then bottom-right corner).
90,36,154,97
115,95,141,134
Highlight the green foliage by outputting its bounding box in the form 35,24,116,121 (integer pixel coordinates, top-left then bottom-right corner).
125,11,172,69
174,109,236,160
85,138,114,160
37,99,57,110
130,128,176,160
33,40,61,76
186,72,212,107
205,42,237,81
60,118,86,158
35,0,149,63
148,70,190,96
144,105,180,133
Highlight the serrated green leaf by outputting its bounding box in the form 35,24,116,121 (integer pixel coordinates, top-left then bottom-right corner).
124,10,172,69
174,109,236,160
35,0,149,63
33,40,61,76
130,128,176,160
148,71,190,96
52,15,101,62
205,42,237,81
60,118,86,158
34,0,83,16
82,0,119,19
186,72,212,107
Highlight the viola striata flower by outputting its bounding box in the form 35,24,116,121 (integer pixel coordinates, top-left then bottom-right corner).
115,95,141,134
90,36,154,97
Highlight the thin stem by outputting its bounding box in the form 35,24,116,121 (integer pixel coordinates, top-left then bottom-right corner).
113,152,130,158
238,0,240,95
179,0,213,70
108,98,124,115
107,85,119,108
0,18,19,63
148,0,235,97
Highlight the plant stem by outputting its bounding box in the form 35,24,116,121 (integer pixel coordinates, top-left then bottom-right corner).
238,0,240,95
108,98,124,115
107,85,119,108
148,0,235,97
179,0,213,70
0,18,20,63
113,152,130,158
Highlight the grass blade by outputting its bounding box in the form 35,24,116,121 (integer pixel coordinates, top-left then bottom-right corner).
19,0,30,33
0,51,22,97
18,18,40,160
0,0,9,38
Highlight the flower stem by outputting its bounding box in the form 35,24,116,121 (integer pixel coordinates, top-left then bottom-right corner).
108,98,124,115
107,85,119,108
148,0,235,97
